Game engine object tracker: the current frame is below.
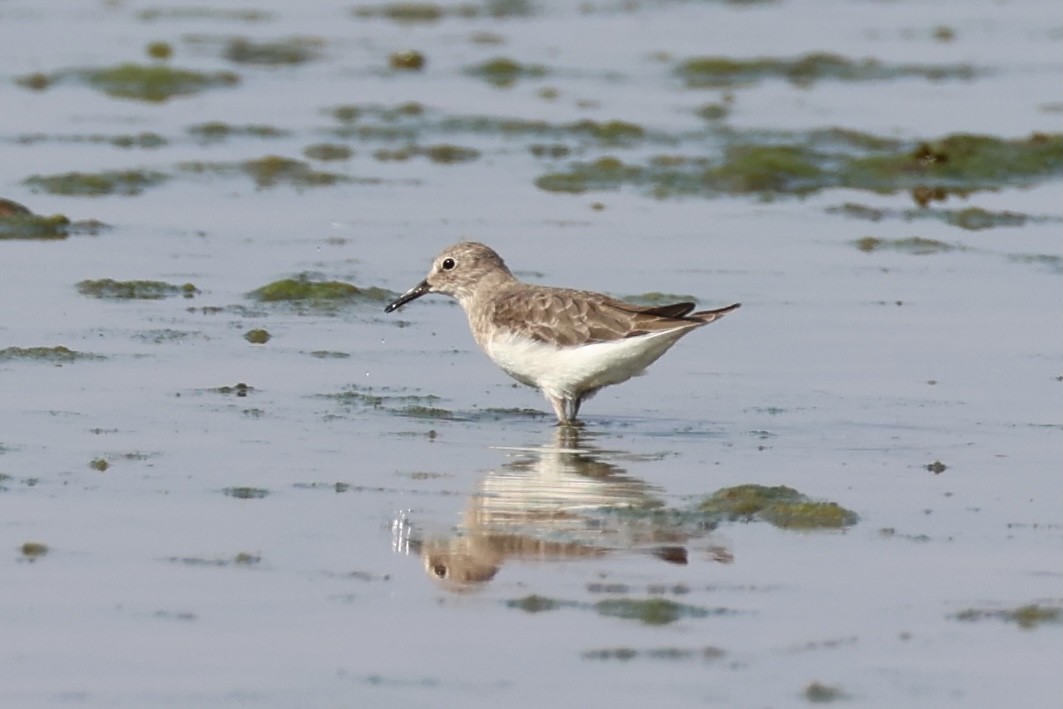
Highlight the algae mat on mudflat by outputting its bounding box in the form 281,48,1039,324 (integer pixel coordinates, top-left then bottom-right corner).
17,63,239,102
535,132,1063,198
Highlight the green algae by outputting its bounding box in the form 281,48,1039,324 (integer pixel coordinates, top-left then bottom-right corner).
530,143,571,159
244,328,271,344
390,50,426,70
188,122,289,142
440,115,554,136
843,133,1063,192
506,594,562,613
467,57,547,87
570,119,645,144
353,2,449,22
535,156,642,194
223,37,322,65
697,103,731,122
138,8,270,21
83,63,238,101
89,457,110,472
583,646,724,662
353,2,531,22
946,207,1028,230
0,346,100,363
708,144,825,194
828,202,1044,230
180,156,348,189
224,486,270,499
761,502,860,530
677,52,975,88
374,144,480,163
303,143,353,161
699,485,858,530
21,542,49,559
595,598,722,626
239,155,345,188
325,386,441,412
24,170,168,197
329,102,426,124
805,682,847,703
250,274,393,305
504,594,726,626
77,279,199,300
166,552,261,567
15,132,166,149
146,41,173,60
854,236,957,255
954,603,1062,629
535,131,1063,199
0,213,71,240
396,404,460,420
422,144,480,163
582,648,638,661
213,383,252,397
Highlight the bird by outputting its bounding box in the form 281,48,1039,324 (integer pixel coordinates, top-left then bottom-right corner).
385,242,739,425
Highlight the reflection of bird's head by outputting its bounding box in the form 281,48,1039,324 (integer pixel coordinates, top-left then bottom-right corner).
421,540,500,590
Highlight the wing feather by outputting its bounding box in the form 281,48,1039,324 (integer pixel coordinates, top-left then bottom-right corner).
485,287,713,346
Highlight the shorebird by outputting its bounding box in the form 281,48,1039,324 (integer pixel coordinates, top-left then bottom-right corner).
385,242,739,424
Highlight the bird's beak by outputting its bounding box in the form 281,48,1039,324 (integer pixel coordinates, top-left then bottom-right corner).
384,279,431,313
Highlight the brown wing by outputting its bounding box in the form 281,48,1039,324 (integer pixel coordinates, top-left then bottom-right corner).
688,302,741,324
487,287,704,346
637,302,697,318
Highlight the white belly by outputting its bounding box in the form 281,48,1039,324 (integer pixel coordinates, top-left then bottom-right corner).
482,329,690,400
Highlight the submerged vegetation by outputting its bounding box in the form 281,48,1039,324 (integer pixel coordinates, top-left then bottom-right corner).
504,594,729,627
352,1,534,23
223,486,270,499
0,211,81,240
535,132,1063,200
0,346,101,363
676,52,976,88
188,122,289,142
16,63,240,102
466,57,547,87
249,275,394,306
594,598,725,626
24,170,169,197
699,485,859,530
180,156,348,188
20,542,50,560
827,202,1044,230
77,279,199,300
222,37,323,66
853,236,957,255
954,603,1062,630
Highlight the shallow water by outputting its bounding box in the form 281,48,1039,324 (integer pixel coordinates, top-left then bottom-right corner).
2,1,1061,707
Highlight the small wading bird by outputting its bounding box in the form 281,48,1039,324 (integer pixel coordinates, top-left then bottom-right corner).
385,242,739,425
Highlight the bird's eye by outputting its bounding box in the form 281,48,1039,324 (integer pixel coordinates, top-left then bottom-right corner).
441,258,455,271
432,564,448,578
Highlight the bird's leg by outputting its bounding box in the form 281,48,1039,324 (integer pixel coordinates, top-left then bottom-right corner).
547,395,583,427
567,397,582,422
547,395,568,424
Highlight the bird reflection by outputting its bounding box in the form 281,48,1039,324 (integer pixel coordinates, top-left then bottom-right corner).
397,427,730,591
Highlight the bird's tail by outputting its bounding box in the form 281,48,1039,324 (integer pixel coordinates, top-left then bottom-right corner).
690,302,741,324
